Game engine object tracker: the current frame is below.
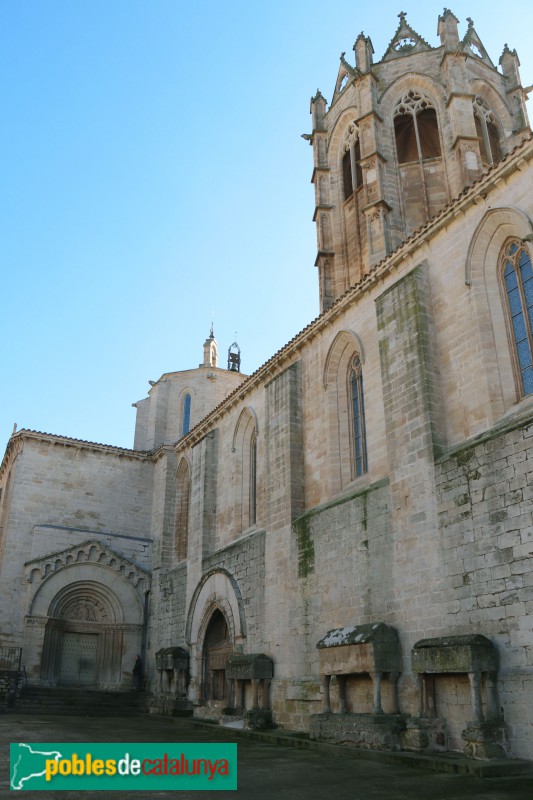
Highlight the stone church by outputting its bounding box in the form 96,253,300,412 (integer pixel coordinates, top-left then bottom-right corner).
1,10,533,761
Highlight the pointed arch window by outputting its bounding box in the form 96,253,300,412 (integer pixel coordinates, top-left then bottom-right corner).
473,96,501,168
502,241,533,397
182,393,191,436
232,408,259,533
394,91,441,164
349,355,367,476
341,121,363,200
174,458,191,562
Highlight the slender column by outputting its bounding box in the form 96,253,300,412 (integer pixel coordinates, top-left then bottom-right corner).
321,674,331,713
389,672,400,714
468,672,484,723
485,672,500,721
251,679,260,710
422,675,437,718
370,671,383,714
337,675,347,714
262,678,271,710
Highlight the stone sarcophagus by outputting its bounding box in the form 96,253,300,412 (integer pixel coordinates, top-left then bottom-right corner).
412,635,505,759
412,634,497,677
150,646,191,717
317,623,402,715
226,653,273,712
156,646,189,673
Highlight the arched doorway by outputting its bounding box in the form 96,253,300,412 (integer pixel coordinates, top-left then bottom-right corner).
186,569,246,709
202,609,232,704
40,581,125,688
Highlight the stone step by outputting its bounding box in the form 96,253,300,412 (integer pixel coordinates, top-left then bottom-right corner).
13,687,146,716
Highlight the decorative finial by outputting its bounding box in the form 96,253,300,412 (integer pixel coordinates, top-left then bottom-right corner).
398,11,407,22
466,16,474,27
209,321,214,339
12,423,17,434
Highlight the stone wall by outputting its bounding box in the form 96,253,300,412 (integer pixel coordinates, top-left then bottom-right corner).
0,435,153,644
435,415,533,758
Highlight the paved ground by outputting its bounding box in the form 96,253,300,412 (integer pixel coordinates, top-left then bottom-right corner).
2,713,533,799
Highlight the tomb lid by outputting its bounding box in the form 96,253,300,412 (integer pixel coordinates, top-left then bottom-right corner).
227,653,272,665
317,622,399,649
226,653,274,680
412,634,497,674
156,647,188,657
413,635,492,650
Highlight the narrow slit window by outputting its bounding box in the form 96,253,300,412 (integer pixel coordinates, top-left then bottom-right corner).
350,355,368,477
342,150,353,200
249,433,257,525
182,393,191,435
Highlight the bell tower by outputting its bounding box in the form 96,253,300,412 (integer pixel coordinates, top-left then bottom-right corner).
306,10,531,313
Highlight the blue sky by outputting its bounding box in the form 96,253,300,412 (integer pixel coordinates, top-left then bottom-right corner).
1,1,532,453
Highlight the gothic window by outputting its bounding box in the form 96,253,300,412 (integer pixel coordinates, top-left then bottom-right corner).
182,393,191,436
341,122,362,201
473,96,501,167
324,331,368,493
174,458,191,562
394,91,441,163
232,408,258,532
501,241,533,397
349,355,367,476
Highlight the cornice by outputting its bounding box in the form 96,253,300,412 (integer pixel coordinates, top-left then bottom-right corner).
1,430,149,479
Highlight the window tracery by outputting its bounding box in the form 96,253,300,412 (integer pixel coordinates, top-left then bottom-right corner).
393,90,441,163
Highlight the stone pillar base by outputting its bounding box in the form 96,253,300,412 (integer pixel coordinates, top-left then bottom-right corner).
148,694,192,717
244,709,274,730
400,717,447,752
310,712,406,751
462,722,508,760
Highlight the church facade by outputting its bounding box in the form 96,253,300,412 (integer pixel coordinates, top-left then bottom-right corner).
2,10,533,760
